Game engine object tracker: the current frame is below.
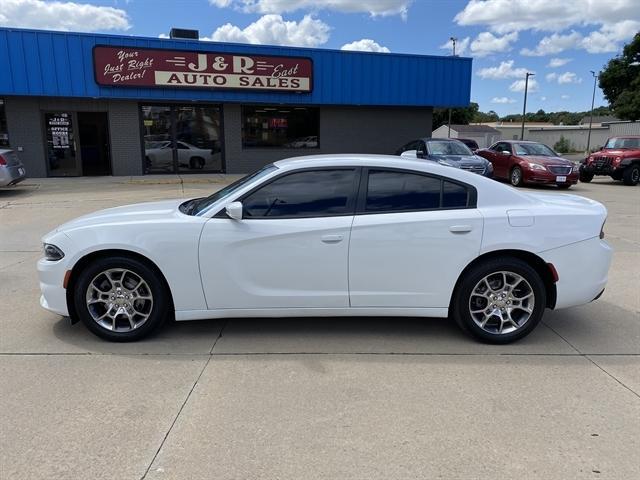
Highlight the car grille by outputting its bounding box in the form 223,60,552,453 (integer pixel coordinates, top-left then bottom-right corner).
459,164,485,175
547,165,572,175
592,156,614,168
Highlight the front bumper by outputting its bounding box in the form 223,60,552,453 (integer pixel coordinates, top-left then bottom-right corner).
523,169,579,185
0,164,27,186
580,163,623,176
37,257,70,316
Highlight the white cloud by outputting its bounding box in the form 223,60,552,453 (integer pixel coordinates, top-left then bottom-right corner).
454,0,639,34
546,71,582,84
547,57,571,68
491,97,516,104
540,96,547,101
0,0,130,32
521,31,582,56
210,0,412,17
341,39,390,53
158,33,170,39
561,94,570,99
439,37,470,56
509,78,538,92
207,14,330,47
477,60,530,80
470,31,518,57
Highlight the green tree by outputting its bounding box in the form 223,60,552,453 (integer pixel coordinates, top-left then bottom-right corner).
432,102,479,130
599,32,640,120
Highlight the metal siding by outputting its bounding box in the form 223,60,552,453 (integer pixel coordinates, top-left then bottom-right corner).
0,27,472,107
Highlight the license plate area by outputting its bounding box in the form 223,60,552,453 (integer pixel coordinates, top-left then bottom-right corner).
556,176,567,182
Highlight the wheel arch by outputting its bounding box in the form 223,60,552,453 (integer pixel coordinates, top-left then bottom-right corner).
65,249,175,323
451,249,557,312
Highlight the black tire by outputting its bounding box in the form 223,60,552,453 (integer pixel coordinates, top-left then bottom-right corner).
510,166,524,187
579,171,594,183
73,256,170,342
622,164,640,186
451,257,547,344
190,157,205,170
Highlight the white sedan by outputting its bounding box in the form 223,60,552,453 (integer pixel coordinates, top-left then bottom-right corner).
38,155,612,343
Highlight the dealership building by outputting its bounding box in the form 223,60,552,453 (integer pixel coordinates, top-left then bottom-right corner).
0,27,471,177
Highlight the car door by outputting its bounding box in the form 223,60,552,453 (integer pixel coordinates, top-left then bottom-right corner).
199,168,360,309
349,168,483,308
491,142,513,179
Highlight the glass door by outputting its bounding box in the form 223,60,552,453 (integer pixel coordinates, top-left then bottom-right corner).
142,106,173,174
45,112,81,176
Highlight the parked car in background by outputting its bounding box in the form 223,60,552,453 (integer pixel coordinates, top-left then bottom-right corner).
38,154,612,344
580,136,640,186
0,148,26,186
144,140,222,171
457,138,479,151
396,138,493,177
285,136,319,148
476,140,578,188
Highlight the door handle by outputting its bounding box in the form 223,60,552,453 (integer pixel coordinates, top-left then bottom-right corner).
321,234,344,244
449,225,473,233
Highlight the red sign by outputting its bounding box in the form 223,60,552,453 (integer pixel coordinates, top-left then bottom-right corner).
93,45,313,92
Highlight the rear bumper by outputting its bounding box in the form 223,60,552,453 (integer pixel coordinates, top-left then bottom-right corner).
540,237,613,310
0,165,27,186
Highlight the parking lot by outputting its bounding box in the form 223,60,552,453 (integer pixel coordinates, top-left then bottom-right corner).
1,175,639,480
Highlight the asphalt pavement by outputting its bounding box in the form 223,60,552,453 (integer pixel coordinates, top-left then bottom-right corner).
1,174,638,480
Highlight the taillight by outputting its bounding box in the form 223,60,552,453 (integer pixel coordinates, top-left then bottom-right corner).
0,154,6,166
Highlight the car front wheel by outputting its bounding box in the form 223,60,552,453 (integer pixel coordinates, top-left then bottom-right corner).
73,256,170,342
623,164,640,186
510,166,524,187
452,257,546,344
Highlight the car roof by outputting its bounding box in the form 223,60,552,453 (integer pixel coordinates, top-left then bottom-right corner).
609,135,640,139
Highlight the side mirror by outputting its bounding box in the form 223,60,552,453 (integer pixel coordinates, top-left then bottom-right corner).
225,201,243,220
400,149,418,158
499,150,510,156
416,149,427,158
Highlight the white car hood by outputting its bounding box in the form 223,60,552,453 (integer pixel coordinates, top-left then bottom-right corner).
55,199,186,232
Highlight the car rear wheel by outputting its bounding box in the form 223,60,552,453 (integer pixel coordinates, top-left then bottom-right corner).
73,256,170,342
189,157,205,170
510,166,524,187
452,257,546,344
622,164,640,186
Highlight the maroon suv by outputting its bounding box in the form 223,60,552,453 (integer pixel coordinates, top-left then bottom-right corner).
580,136,640,186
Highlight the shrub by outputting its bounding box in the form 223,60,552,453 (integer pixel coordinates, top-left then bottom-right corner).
554,135,572,153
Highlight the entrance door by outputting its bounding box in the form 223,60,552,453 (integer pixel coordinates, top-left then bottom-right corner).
45,112,80,176
78,112,111,176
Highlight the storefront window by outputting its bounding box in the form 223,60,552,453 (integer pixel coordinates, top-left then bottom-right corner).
141,105,223,174
242,106,319,149
0,99,9,147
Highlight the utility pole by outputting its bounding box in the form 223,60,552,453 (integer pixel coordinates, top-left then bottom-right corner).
586,70,598,154
520,72,535,140
447,37,457,138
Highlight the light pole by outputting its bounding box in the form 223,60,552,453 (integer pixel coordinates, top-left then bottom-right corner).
586,70,598,154
520,72,535,140
447,37,457,138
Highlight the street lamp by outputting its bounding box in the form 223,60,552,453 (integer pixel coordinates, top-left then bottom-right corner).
447,37,458,138
520,72,535,140
586,70,598,154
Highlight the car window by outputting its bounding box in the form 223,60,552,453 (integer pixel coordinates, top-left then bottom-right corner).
177,142,189,149
442,181,469,208
365,170,441,212
427,141,473,156
513,143,555,156
497,142,512,153
242,169,357,218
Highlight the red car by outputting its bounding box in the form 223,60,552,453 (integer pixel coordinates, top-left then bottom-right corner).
476,140,579,188
580,136,640,186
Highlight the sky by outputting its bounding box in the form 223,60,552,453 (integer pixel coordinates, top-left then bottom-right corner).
1,0,638,116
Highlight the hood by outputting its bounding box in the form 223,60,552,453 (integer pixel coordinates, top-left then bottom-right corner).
55,199,186,232
520,155,571,165
595,149,640,158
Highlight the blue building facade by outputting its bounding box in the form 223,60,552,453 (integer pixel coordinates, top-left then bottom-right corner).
0,27,472,176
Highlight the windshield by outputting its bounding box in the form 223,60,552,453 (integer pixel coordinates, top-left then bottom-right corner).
604,137,640,149
188,164,278,215
427,141,473,156
513,143,556,156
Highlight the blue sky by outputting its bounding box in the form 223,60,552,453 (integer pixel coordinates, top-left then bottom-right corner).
2,0,638,116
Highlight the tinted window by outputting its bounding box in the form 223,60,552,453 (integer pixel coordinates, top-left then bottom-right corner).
366,170,441,212
242,106,319,148
442,181,469,208
243,169,357,218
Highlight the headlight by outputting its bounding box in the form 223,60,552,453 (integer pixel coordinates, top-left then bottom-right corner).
572,164,579,172
43,244,64,261
486,162,494,172
528,162,546,171
438,160,453,167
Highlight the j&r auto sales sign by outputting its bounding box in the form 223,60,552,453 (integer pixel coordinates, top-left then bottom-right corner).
93,46,313,92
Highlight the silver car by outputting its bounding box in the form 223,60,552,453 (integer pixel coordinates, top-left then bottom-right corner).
0,148,26,186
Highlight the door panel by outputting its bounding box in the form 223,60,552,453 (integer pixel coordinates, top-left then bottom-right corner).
45,112,80,176
199,216,353,309
349,209,483,308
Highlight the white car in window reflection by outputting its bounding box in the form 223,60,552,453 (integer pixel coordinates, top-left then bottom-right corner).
144,140,221,171
285,136,318,148
38,155,612,344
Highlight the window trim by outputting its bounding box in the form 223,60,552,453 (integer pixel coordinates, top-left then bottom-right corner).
354,167,477,215
232,166,362,220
